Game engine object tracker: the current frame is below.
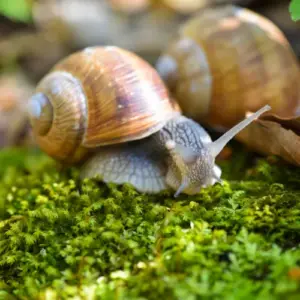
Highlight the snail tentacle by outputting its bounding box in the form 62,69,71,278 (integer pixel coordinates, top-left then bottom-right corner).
207,104,271,158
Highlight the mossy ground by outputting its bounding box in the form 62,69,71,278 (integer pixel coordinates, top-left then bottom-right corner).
0,145,300,299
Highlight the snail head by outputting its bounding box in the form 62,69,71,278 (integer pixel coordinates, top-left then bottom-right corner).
165,105,271,197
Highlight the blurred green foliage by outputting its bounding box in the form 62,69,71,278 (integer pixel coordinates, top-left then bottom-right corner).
290,0,300,21
0,0,32,22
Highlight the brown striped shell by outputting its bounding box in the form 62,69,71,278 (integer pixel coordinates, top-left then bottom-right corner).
156,5,300,130
28,46,181,163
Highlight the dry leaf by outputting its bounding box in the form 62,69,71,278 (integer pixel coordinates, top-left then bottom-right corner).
216,146,233,161
236,113,300,166
288,267,300,280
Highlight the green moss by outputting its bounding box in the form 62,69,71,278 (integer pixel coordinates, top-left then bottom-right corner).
0,146,300,299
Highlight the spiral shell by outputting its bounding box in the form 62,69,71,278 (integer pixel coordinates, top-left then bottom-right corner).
28,46,180,163
156,5,300,130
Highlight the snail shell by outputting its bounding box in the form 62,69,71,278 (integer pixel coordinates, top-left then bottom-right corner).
28,46,181,163
156,5,300,130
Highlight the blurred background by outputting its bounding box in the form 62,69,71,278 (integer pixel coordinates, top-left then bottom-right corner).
0,0,299,80
0,0,299,148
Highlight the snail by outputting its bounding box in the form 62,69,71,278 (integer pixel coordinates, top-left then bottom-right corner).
27,46,270,197
156,4,300,131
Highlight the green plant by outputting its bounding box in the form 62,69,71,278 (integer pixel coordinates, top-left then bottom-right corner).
290,0,300,21
0,0,32,22
0,147,300,299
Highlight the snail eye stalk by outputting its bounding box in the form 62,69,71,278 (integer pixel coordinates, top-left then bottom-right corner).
207,105,271,158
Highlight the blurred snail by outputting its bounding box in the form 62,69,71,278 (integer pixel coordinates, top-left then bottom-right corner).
32,0,185,65
0,72,34,148
161,0,260,14
27,46,270,196
156,5,300,131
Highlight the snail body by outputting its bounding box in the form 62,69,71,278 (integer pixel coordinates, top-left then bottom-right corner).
28,46,270,196
156,5,300,130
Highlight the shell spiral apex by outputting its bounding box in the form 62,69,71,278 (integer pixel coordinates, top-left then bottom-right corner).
28,70,89,163
28,93,53,136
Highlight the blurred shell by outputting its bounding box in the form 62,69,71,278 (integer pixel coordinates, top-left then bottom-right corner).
0,72,34,148
156,5,300,130
162,0,260,14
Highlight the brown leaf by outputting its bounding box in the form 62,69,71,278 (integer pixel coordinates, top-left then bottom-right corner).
236,113,300,166
288,267,300,280
216,146,233,161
